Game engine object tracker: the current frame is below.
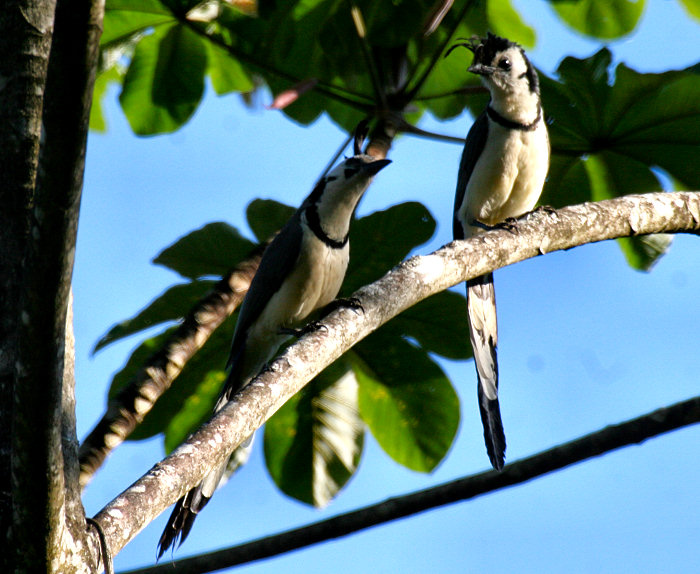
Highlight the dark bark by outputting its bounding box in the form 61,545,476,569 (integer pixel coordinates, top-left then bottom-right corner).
0,0,104,571
0,2,58,571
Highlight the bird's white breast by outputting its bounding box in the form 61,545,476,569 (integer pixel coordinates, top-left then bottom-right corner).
246,230,348,346
460,121,549,237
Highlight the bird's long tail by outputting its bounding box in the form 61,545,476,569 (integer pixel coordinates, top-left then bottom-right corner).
157,356,255,559
157,437,253,559
467,273,506,471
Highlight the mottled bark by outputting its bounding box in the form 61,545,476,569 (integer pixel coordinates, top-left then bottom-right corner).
0,2,58,571
0,0,105,571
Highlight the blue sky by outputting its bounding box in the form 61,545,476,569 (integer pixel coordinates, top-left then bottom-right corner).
77,1,700,572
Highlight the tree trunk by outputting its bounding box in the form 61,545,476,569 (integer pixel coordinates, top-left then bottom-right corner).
0,0,104,571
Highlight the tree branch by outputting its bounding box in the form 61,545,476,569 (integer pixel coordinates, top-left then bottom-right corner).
78,245,265,487
92,191,700,557
119,395,700,574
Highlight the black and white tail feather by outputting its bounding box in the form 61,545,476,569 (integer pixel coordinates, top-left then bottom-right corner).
157,122,389,558
449,33,550,471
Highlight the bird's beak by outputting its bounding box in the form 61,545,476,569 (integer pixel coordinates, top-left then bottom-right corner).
468,63,495,76
362,159,392,176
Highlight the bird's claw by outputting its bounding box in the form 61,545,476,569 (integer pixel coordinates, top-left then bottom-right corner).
327,296,364,315
471,217,519,234
279,321,328,338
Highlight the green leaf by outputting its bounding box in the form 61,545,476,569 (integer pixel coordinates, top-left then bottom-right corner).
540,49,700,268
90,65,122,132
343,202,435,295
102,0,175,46
550,0,645,39
411,0,532,120
678,0,700,21
93,280,216,353
246,199,295,242
617,234,673,272
206,41,255,95
382,291,471,360
413,15,486,120
265,361,364,507
164,370,226,452
120,23,207,134
580,151,671,270
134,312,236,441
354,334,459,472
153,222,257,279
487,0,536,48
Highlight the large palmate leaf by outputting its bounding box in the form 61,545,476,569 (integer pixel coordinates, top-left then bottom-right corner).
264,361,364,507
541,49,700,269
343,201,436,294
119,23,208,134
354,331,460,473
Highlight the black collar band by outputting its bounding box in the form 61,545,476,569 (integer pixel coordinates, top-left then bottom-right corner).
305,205,348,249
487,104,541,131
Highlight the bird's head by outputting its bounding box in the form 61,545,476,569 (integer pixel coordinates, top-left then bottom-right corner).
447,32,540,98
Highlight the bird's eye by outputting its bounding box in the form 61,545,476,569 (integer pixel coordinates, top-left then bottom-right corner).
498,58,511,70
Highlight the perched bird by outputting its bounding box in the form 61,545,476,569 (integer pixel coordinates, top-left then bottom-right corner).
157,125,390,557
448,33,550,470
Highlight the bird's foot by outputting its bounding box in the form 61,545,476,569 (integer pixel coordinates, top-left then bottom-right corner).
279,321,328,338
532,204,556,215
471,217,519,234
325,296,364,315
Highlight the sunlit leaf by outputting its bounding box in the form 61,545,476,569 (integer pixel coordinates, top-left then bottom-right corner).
540,49,700,268
206,41,255,95
102,0,175,46
678,0,700,21
354,333,459,472
550,0,645,39
487,0,536,47
265,362,364,507
90,65,122,132
120,24,207,134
